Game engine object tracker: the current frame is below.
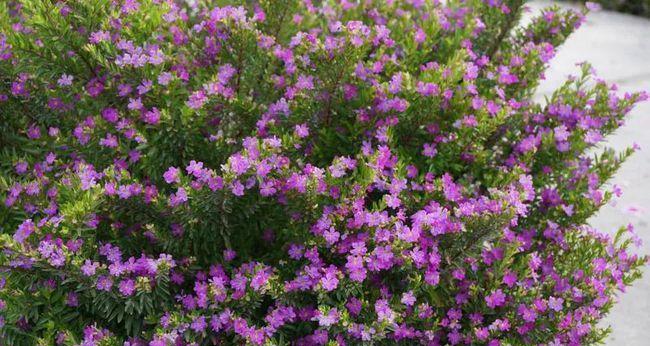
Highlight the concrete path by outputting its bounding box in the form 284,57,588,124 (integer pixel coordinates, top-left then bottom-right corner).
528,1,650,344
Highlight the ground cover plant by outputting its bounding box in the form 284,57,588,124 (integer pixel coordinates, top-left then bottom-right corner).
0,0,647,345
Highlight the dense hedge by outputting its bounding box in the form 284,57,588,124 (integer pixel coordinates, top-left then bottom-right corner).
0,0,647,345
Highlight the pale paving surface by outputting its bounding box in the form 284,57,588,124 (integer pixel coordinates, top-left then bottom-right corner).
528,1,650,344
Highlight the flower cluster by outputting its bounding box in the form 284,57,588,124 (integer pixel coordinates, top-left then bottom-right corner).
0,0,646,345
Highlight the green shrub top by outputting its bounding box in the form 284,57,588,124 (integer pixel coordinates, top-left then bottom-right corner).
0,0,646,345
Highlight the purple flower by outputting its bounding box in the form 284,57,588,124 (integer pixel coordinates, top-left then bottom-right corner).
422,143,437,158
128,97,143,110
401,291,416,306
57,74,73,87
224,249,236,261
96,275,113,291
548,297,564,311
295,74,314,91
486,289,506,309
229,154,250,176
186,160,204,177
314,308,339,327
81,260,99,276
231,180,245,196
187,90,207,109
388,73,402,94
66,292,79,307
503,271,517,288
118,279,136,296
158,72,173,85
320,266,339,291
517,304,537,323
101,108,119,123
375,299,395,323
250,268,270,291
346,297,362,316
191,316,207,333
585,2,602,11
584,129,603,144
294,124,309,138
163,167,181,184
169,187,188,207
217,64,237,85
13,219,35,244
442,173,462,202
89,30,110,44
143,107,161,125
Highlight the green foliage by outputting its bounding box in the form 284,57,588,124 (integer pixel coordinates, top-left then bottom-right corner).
0,0,646,345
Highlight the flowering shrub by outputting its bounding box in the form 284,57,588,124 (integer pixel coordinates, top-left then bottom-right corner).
0,0,647,345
